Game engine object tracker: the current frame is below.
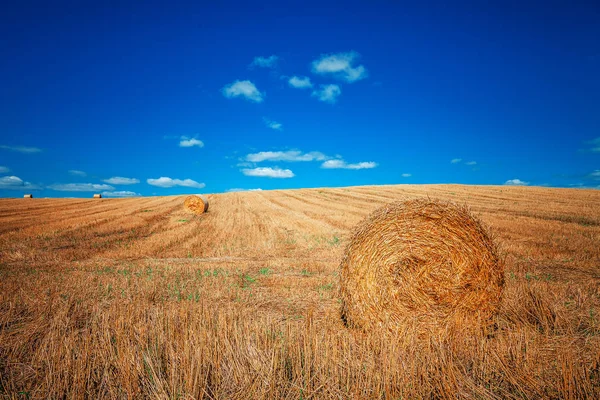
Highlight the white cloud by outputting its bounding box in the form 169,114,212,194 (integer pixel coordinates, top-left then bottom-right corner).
241,167,294,178
311,51,368,83
222,80,264,103
589,170,600,180
504,179,529,186
48,183,114,192
179,136,204,148
227,188,263,192
288,76,313,89
250,55,278,68
402,173,412,177
68,170,86,177
263,118,283,131
101,191,141,197
465,161,477,166
321,159,377,170
0,166,9,173
147,177,205,189
103,177,140,185
0,145,42,154
246,150,327,163
312,84,341,104
0,176,40,190
451,158,462,164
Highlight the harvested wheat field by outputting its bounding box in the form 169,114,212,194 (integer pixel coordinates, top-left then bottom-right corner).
1,185,599,399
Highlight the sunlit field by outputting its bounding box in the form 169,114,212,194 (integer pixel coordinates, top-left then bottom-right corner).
1,184,599,399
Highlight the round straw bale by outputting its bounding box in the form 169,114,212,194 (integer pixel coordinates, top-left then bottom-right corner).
340,198,504,333
184,195,209,214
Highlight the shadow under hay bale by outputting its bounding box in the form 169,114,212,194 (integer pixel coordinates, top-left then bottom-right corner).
339,198,504,334
184,195,209,214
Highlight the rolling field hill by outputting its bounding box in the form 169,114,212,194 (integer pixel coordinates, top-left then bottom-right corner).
1,184,599,398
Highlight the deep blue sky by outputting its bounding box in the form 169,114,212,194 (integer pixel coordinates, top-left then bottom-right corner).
1,0,599,197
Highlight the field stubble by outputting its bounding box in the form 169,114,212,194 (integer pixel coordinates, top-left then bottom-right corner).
0,184,599,399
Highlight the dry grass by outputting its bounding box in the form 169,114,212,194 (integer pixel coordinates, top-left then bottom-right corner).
0,184,599,399
340,199,504,335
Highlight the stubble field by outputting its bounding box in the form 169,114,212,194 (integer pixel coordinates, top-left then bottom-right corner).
0,184,599,399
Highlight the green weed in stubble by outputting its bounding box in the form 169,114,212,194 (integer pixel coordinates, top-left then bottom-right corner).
259,267,271,275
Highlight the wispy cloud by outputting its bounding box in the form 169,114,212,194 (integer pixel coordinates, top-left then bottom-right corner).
246,150,327,163
311,51,368,83
589,170,600,180
0,166,9,174
288,76,313,89
222,80,264,103
48,183,114,192
0,145,42,154
263,118,283,131
103,177,140,185
465,161,477,166
179,136,204,148
451,158,462,164
101,191,141,197
312,84,341,104
504,179,529,186
241,167,294,178
227,188,263,192
147,177,205,189
321,159,377,170
68,170,86,177
402,173,412,177
250,55,278,68
585,137,600,153
0,176,41,190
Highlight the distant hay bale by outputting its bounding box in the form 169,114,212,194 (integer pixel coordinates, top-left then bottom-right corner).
340,198,504,333
93,194,102,199
23,194,33,198
184,195,209,214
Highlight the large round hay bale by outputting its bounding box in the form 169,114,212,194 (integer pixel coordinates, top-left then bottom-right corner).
340,199,504,333
184,195,209,214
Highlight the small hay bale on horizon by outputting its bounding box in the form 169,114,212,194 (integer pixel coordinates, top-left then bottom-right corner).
339,198,504,334
184,195,209,214
93,194,102,199
23,194,33,198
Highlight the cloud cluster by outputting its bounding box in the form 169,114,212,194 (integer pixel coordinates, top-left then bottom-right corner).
103,177,140,185
250,55,278,68
246,150,327,163
68,170,86,177
179,136,204,148
241,167,294,178
0,176,40,190
222,80,264,103
101,191,141,197
147,177,205,189
288,76,313,89
48,183,114,192
451,158,462,164
504,179,529,186
311,51,368,83
312,84,341,104
321,160,377,170
263,118,283,131
0,145,42,154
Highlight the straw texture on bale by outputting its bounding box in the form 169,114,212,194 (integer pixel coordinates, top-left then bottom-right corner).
184,195,209,214
340,198,504,333
93,194,102,199
23,194,33,198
